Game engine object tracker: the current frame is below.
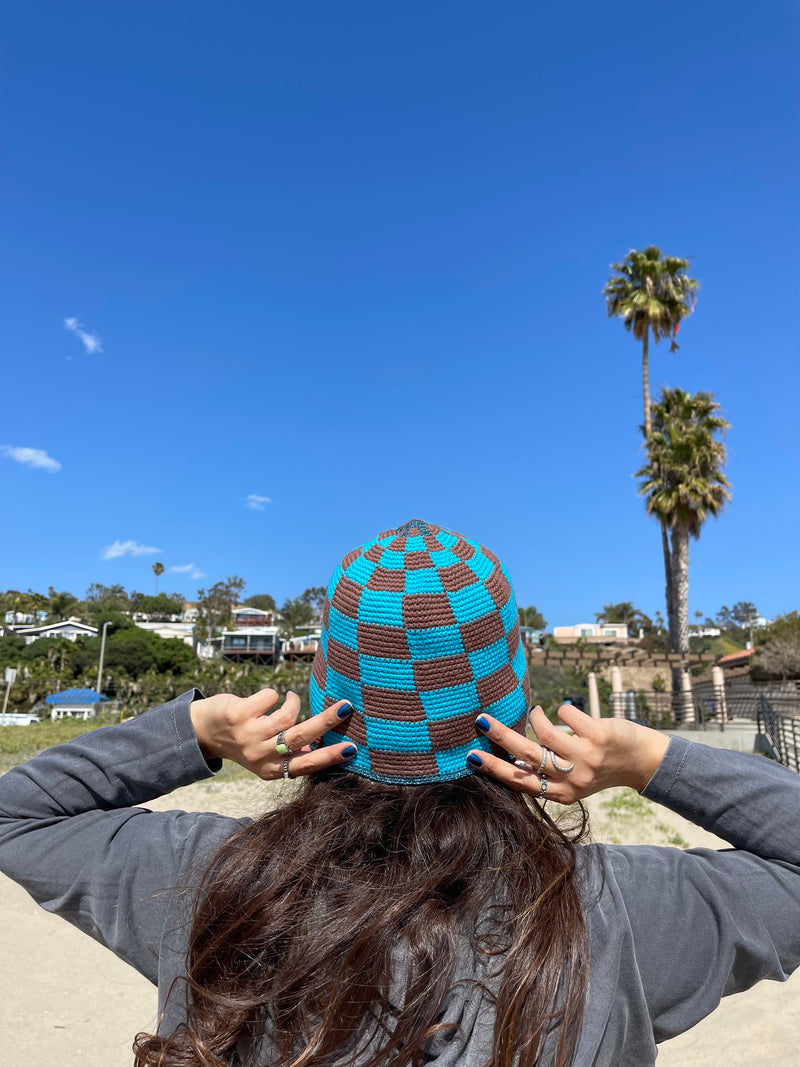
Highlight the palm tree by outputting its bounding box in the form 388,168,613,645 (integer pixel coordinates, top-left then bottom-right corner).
636,388,731,713
603,246,700,437
152,561,165,595
603,245,700,644
594,602,651,633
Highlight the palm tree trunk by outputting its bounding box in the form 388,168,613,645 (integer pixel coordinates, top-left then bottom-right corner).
642,330,651,438
670,526,693,724
661,520,675,640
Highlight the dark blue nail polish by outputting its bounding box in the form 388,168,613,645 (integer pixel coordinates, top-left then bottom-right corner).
475,715,491,733
466,752,483,768
342,744,357,758
337,701,353,719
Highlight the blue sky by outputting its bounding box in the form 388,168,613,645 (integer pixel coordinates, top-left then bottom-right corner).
1,1,798,627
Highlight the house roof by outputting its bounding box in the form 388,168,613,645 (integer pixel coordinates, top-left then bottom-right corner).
45,688,110,704
17,619,97,635
716,648,754,665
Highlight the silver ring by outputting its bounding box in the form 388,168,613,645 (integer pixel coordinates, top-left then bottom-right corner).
282,755,294,780
513,758,535,772
549,751,575,774
537,772,548,800
537,748,549,775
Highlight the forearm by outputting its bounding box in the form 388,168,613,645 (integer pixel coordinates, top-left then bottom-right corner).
642,735,800,861
0,690,217,824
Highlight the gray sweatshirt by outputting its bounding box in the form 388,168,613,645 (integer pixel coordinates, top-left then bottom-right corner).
0,690,798,1066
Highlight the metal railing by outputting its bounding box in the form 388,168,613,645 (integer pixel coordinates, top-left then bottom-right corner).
756,695,800,773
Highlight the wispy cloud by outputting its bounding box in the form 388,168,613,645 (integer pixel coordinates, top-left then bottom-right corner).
246,493,271,511
169,563,207,580
64,316,103,354
102,540,162,560
0,446,61,473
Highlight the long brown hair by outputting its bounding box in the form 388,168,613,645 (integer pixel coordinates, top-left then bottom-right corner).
134,770,589,1067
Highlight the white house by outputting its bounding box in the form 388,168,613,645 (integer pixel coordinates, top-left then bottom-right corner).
13,618,98,645
4,610,48,625
134,621,196,648
552,622,629,644
231,606,275,627
220,626,281,664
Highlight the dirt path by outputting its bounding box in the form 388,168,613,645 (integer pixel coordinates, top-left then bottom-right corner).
1,778,798,1066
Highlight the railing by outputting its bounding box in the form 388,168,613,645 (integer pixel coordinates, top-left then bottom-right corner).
693,678,800,721
756,695,800,773
606,692,675,730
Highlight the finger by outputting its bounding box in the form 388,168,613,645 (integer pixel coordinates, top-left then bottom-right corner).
283,741,358,778
260,691,303,736
556,703,594,737
529,706,580,761
240,688,280,717
475,713,544,764
281,699,353,751
466,749,552,799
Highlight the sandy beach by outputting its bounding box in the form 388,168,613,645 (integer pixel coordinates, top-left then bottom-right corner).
1,773,798,1067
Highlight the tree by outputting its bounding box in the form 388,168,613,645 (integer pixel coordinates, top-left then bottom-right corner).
130,592,185,620
751,612,800,682
518,605,547,630
604,246,700,439
195,576,246,642
604,246,700,645
595,602,652,635
636,388,731,700
300,586,327,618
244,594,276,612
46,587,78,621
85,583,130,613
279,597,315,637
152,562,165,595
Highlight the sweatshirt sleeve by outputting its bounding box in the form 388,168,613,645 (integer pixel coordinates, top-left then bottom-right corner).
0,690,244,985
603,735,800,1042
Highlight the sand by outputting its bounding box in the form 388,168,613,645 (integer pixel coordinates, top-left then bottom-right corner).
1,775,798,1066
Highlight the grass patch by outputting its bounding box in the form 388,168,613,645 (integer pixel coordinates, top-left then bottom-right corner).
0,718,111,772
598,788,689,849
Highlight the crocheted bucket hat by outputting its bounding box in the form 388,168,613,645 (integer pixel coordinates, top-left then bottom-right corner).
309,519,531,785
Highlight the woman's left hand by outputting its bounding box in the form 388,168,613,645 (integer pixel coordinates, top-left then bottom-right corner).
190,688,357,780
468,703,669,802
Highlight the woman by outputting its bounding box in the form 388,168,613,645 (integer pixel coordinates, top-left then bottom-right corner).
0,518,798,1067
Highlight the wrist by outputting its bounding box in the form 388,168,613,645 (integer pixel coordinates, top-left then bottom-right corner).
190,696,222,761
630,730,670,792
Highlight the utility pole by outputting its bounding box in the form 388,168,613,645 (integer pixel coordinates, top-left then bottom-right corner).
96,621,110,696
2,667,17,716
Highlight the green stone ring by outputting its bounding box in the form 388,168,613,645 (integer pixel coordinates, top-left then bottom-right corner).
275,730,291,756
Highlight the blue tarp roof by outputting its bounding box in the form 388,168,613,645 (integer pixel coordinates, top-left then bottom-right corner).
45,688,110,704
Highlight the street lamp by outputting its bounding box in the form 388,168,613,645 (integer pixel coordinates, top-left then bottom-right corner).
96,621,110,696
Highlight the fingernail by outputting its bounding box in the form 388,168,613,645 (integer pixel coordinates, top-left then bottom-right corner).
475,715,491,733
342,744,357,758
466,752,483,768
337,701,353,719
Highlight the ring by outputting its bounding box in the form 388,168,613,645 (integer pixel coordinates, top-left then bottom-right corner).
283,755,294,780
513,758,535,772
537,772,548,800
537,748,549,775
549,751,575,774
275,730,292,756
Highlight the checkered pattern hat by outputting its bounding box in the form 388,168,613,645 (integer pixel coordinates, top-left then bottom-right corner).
310,519,531,784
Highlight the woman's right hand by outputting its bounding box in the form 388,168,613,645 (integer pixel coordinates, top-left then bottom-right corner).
190,688,357,781
468,704,670,803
